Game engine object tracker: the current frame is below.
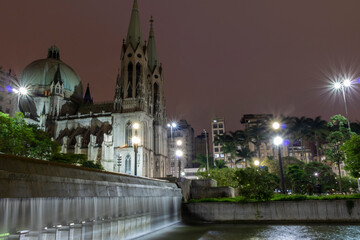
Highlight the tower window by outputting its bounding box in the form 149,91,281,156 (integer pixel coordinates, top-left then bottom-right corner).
136,62,142,97
137,54,142,58
127,53,133,57
127,62,133,98
125,122,133,146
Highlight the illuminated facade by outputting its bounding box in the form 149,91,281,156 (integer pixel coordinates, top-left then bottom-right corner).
18,0,169,177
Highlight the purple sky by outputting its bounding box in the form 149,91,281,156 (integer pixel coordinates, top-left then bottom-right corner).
2,0,360,134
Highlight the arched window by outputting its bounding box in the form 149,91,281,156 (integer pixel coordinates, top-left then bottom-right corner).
135,63,141,97
125,122,132,146
125,154,131,174
56,86,59,94
153,83,159,116
127,62,133,98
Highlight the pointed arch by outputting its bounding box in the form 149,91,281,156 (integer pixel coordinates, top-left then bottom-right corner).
125,154,131,174
127,62,133,98
153,82,159,116
125,121,132,146
135,62,142,97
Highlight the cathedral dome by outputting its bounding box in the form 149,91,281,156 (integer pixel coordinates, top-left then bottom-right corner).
20,46,83,102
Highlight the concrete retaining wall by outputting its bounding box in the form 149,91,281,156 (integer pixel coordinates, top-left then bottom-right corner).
0,154,182,238
184,200,360,222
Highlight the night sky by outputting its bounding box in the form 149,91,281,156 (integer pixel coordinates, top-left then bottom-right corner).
2,0,360,134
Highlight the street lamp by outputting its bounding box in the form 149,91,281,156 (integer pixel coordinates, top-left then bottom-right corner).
132,122,140,176
333,79,352,130
272,122,280,130
13,86,29,111
254,159,260,166
176,140,182,146
273,135,286,194
175,149,183,178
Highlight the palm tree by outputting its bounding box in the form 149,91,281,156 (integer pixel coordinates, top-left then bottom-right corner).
236,145,255,167
289,116,310,161
246,122,269,159
193,154,213,171
214,131,240,168
306,116,328,161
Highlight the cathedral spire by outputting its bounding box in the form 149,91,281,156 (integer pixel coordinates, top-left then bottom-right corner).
147,16,158,72
126,0,143,50
53,65,63,84
83,83,93,104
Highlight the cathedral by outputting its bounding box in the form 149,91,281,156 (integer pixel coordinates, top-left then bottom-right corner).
19,0,169,178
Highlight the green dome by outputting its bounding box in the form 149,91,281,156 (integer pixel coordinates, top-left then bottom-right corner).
20,46,83,101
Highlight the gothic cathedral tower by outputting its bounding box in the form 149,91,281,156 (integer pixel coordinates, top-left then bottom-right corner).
112,0,168,178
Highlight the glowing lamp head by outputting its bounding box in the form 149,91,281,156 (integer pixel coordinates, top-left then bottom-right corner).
314,172,319,177
273,136,283,146
133,122,139,130
181,171,186,177
334,82,342,89
132,136,140,145
167,123,171,128
254,160,260,166
171,122,177,128
272,122,280,130
175,149,183,157
19,87,28,95
343,79,351,87
176,140,182,146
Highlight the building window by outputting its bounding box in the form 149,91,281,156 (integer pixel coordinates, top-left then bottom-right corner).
215,148,219,152
127,62,133,98
220,148,223,152
125,154,131,174
214,154,219,158
213,130,218,135
220,154,224,158
213,123,217,128
135,62,142,97
125,122,132,146
6,108,10,113
56,86,59,94
0,106,2,111
219,130,223,134
219,123,223,128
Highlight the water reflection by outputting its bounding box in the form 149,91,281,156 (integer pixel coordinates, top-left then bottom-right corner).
137,223,360,240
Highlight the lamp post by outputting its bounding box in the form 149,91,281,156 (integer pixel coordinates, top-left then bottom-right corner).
254,159,260,167
132,122,140,176
204,129,210,174
175,149,183,178
333,80,352,130
274,136,286,194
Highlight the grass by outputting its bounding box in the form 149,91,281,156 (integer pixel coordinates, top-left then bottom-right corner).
189,193,360,203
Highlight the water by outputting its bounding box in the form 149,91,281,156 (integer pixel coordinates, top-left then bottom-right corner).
137,223,360,240
0,196,181,239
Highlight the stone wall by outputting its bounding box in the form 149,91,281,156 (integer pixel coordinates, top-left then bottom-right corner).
184,200,360,222
0,154,182,237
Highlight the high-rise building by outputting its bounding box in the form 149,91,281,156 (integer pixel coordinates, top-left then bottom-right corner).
168,119,195,176
194,131,209,161
211,117,225,161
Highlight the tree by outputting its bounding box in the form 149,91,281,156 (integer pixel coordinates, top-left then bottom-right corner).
214,131,240,167
235,167,278,201
285,164,305,194
342,134,360,179
289,116,310,160
0,112,59,159
214,159,227,169
306,116,328,161
193,154,213,171
51,153,104,170
325,114,352,193
197,168,237,188
246,123,269,159
236,145,255,167
304,161,336,193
